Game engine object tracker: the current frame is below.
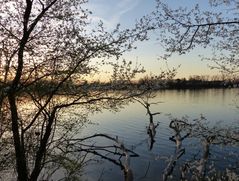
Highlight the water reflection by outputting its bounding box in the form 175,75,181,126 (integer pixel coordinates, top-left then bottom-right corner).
81,89,238,181
1,89,238,180
78,116,238,181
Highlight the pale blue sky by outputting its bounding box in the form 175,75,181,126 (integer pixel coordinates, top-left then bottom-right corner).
86,0,225,79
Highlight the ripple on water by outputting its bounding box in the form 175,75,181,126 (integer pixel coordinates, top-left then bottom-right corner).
78,89,239,180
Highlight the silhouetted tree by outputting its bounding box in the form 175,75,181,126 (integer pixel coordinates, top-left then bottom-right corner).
134,92,161,150
0,0,153,180
171,116,239,180
153,0,239,76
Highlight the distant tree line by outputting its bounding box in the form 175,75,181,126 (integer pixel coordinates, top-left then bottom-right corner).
137,75,239,90
2,74,237,94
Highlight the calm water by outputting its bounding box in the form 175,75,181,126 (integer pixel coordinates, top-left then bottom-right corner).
80,89,239,181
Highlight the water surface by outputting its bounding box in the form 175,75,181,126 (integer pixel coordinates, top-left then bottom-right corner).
80,89,239,180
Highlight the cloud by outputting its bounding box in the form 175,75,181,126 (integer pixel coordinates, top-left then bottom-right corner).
88,0,141,29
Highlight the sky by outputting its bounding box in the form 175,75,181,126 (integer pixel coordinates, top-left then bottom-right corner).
85,0,225,79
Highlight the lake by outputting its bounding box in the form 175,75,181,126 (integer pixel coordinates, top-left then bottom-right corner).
78,88,239,181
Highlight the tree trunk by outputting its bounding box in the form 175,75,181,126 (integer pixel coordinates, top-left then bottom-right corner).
29,108,57,181
8,93,28,181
